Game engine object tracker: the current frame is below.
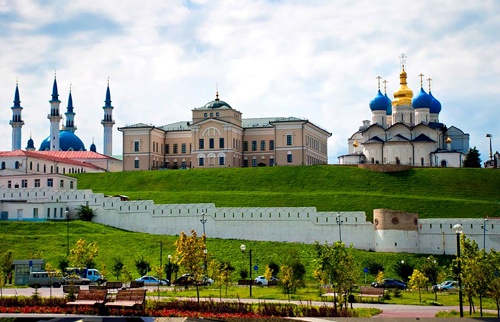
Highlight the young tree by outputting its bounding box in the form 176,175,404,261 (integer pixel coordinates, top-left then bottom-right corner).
174,230,206,304
408,269,429,303
121,265,133,287
134,255,150,277
375,271,384,284
75,205,97,221
69,238,99,269
420,256,440,300
463,146,482,168
0,251,14,286
111,256,124,281
264,265,274,285
486,250,500,318
278,265,294,302
152,265,164,300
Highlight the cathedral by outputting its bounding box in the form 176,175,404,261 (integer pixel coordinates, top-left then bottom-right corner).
9,75,115,156
338,55,469,167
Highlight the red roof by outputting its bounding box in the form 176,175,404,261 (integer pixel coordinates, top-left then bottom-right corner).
0,150,108,170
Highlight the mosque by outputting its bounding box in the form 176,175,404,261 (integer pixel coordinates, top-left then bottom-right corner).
9,75,115,156
338,55,470,167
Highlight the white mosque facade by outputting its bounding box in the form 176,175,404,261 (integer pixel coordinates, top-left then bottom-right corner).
338,59,470,168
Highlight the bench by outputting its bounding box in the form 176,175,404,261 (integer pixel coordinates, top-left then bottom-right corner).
63,285,80,294
129,280,144,288
89,285,105,290
66,289,108,306
358,286,384,302
105,289,146,309
105,281,123,291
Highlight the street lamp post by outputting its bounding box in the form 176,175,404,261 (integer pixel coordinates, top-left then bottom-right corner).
65,211,69,257
481,218,488,251
240,244,252,297
160,242,163,268
167,254,172,283
336,212,343,242
453,223,464,318
200,211,207,236
203,249,208,275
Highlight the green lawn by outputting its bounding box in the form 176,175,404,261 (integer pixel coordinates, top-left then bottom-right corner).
71,166,500,220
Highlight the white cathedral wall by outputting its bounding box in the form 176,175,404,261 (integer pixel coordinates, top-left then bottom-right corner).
364,146,383,164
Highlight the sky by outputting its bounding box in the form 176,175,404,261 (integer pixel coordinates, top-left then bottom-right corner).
0,0,499,164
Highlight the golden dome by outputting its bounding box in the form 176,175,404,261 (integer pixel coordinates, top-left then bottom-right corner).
353,140,359,148
446,136,452,144
392,67,413,106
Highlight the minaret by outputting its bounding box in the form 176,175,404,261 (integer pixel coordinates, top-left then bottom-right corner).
48,72,62,151
101,78,115,156
65,85,77,133
10,79,24,151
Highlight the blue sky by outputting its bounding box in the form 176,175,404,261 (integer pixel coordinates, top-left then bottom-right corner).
0,0,499,163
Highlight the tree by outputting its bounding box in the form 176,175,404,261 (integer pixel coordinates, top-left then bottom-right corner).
152,265,164,299
135,255,150,277
463,146,482,168
111,256,124,281
264,265,274,284
75,204,97,221
121,265,133,287
0,251,14,286
420,256,440,300
392,259,414,283
486,250,500,318
174,230,206,304
313,241,358,309
69,238,99,269
408,269,428,303
278,265,294,302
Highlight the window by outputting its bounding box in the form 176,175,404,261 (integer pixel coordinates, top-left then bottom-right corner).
216,112,219,116
286,134,292,146
47,208,50,218
134,141,140,151
134,158,139,169
219,156,225,165
60,180,64,188
21,179,27,188
47,178,53,187
209,138,215,149
70,181,74,189
33,208,38,218
204,113,207,117
269,140,274,150
1,162,5,169
199,157,205,166
7,180,11,188
34,179,40,188
210,113,213,117
243,141,248,151
166,144,170,154
173,144,178,154
15,161,20,169
199,139,204,149
243,159,249,167
219,138,224,149
43,165,46,173
252,158,257,167
181,161,186,169
252,141,257,151
30,162,33,170
260,140,266,151
270,158,275,166
287,152,292,163
181,143,186,153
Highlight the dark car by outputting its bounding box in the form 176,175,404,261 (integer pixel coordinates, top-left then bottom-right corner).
172,274,196,286
371,279,407,290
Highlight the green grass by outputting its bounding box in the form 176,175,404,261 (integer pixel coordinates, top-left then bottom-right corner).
0,221,453,283
71,165,500,220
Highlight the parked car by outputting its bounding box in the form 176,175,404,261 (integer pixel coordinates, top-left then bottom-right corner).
371,279,407,290
28,271,65,288
173,274,213,286
135,275,168,286
64,276,91,285
432,280,457,291
254,276,278,286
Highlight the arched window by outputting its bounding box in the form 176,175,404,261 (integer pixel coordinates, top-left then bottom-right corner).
29,162,33,170
421,157,425,166
395,157,400,165
441,160,447,167
371,158,375,164
50,166,53,173
43,164,46,173
37,163,40,172
15,161,20,169
1,162,5,170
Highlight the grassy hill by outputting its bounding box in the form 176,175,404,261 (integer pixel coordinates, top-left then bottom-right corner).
72,165,500,220
0,221,451,282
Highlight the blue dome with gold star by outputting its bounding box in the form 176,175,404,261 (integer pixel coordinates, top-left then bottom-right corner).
39,130,86,151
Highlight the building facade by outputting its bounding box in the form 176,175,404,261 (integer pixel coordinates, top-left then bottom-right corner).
338,56,470,167
119,93,331,171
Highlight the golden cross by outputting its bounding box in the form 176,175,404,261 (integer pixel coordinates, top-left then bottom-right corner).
399,53,407,71
427,77,433,92
376,76,382,90
418,73,424,87
383,80,388,93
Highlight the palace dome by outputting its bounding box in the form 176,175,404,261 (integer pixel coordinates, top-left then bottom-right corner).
39,130,86,151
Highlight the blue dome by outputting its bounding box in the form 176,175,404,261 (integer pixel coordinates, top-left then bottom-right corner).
90,142,96,152
369,90,390,111
385,93,392,115
429,91,442,114
26,137,35,150
39,131,86,151
412,87,432,109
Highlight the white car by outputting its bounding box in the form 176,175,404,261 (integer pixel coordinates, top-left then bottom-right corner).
254,276,278,285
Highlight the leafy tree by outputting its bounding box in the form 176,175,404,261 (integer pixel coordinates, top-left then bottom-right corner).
0,270,5,297
174,230,206,304
135,255,150,277
268,262,280,276
44,263,63,298
463,146,482,168
111,256,124,281
392,259,414,283
366,261,384,275
278,265,294,302
0,251,14,286
239,269,248,280
420,256,440,300
375,271,384,283
69,238,99,269
408,269,428,303
152,265,164,300
75,205,96,221
313,241,358,309
264,265,273,284
122,265,133,287
486,250,500,318
57,257,69,272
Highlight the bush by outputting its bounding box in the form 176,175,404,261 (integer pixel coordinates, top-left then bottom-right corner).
366,261,384,275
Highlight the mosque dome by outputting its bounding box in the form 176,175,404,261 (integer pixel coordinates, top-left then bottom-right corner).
26,137,35,150
39,130,86,151
429,91,442,114
369,90,390,111
412,87,432,109
385,93,392,115
392,69,413,106
90,142,97,152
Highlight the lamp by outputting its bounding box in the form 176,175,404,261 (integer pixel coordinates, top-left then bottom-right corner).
453,223,464,318
336,212,343,242
65,210,69,257
240,244,252,297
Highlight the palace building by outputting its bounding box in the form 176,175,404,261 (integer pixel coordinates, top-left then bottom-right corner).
338,55,469,167
119,93,331,171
